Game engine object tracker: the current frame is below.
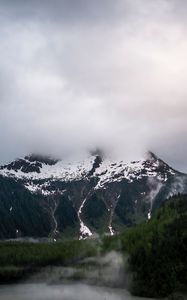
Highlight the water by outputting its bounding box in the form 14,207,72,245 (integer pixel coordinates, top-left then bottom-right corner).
0,283,154,300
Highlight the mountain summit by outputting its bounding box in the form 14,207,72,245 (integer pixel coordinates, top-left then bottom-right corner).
0,151,186,240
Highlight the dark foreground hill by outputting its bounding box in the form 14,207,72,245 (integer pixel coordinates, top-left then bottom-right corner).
103,194,187,298
0,194,186,299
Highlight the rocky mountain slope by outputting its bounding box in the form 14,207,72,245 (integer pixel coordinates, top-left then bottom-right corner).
0,151,187,240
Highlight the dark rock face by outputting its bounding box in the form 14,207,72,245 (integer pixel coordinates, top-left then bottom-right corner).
0,155,59,174
0,159,42,173
0,176,51,239
25,154,59,166
0,152,187,240
88,155,103,177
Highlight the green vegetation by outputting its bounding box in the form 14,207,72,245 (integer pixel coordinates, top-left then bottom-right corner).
83,193,109,233
0,240,98,283
0,194,186,298
103,194,187,298
0,176,51,238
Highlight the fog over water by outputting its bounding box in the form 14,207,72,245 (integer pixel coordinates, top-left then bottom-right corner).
0,283,154,300
0,252,155,300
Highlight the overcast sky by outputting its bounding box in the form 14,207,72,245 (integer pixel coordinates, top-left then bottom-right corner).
0,0,187,171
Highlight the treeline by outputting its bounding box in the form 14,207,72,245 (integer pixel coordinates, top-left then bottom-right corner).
103,194,187,298
0,240,97,282
0,194,186,298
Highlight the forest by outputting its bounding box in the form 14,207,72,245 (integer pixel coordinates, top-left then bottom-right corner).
0,194,186,298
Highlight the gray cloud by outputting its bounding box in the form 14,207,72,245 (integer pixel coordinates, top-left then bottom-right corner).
0,0,187,171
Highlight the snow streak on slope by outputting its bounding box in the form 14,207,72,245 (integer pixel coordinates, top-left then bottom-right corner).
78,197,92,240
0,151,185,240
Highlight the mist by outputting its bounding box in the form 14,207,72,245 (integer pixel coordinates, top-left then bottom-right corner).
0,283,154,300
0,251,153,300
0,0,187,171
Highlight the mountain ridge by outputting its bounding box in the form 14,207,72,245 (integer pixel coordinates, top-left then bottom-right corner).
0,151,186,240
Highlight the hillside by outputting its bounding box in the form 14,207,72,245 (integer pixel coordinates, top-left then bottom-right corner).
103,194,187,297
0,152,187,239
0,194,186,299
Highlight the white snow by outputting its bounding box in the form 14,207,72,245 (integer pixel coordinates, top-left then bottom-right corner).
0,154,95,181
25,183,40,193
0,154,176,195
0,153,179,239
78,197,92,240
23,179,65,195
93,158,173,189
108,225,114,236
79,221,92,240
78,198,87,215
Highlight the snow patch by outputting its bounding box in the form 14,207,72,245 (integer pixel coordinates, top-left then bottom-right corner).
79,221,92,240
0,155,96,181
93,158,173,189
108,225,114,236
78,197,92,240
0,153,177,196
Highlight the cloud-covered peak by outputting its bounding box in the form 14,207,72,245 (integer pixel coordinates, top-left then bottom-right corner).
0,0,187,171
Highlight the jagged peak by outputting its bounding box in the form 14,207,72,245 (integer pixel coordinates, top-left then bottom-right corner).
145,151,178,173
146,151,159,161
0,150,179,185
24,154,59,166
89,148,105,159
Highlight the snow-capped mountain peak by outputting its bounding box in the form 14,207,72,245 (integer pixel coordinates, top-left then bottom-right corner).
0,151,177,195
0,151,175,181
0,151,186,240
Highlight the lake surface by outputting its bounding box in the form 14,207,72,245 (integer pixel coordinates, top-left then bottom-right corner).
0,283,154,300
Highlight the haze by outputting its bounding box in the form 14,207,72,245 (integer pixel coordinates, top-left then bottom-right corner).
0,0,187,171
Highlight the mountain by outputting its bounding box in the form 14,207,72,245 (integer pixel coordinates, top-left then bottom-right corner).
0,151,187,240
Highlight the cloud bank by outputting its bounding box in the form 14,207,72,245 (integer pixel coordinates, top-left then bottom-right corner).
0,0,187,171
